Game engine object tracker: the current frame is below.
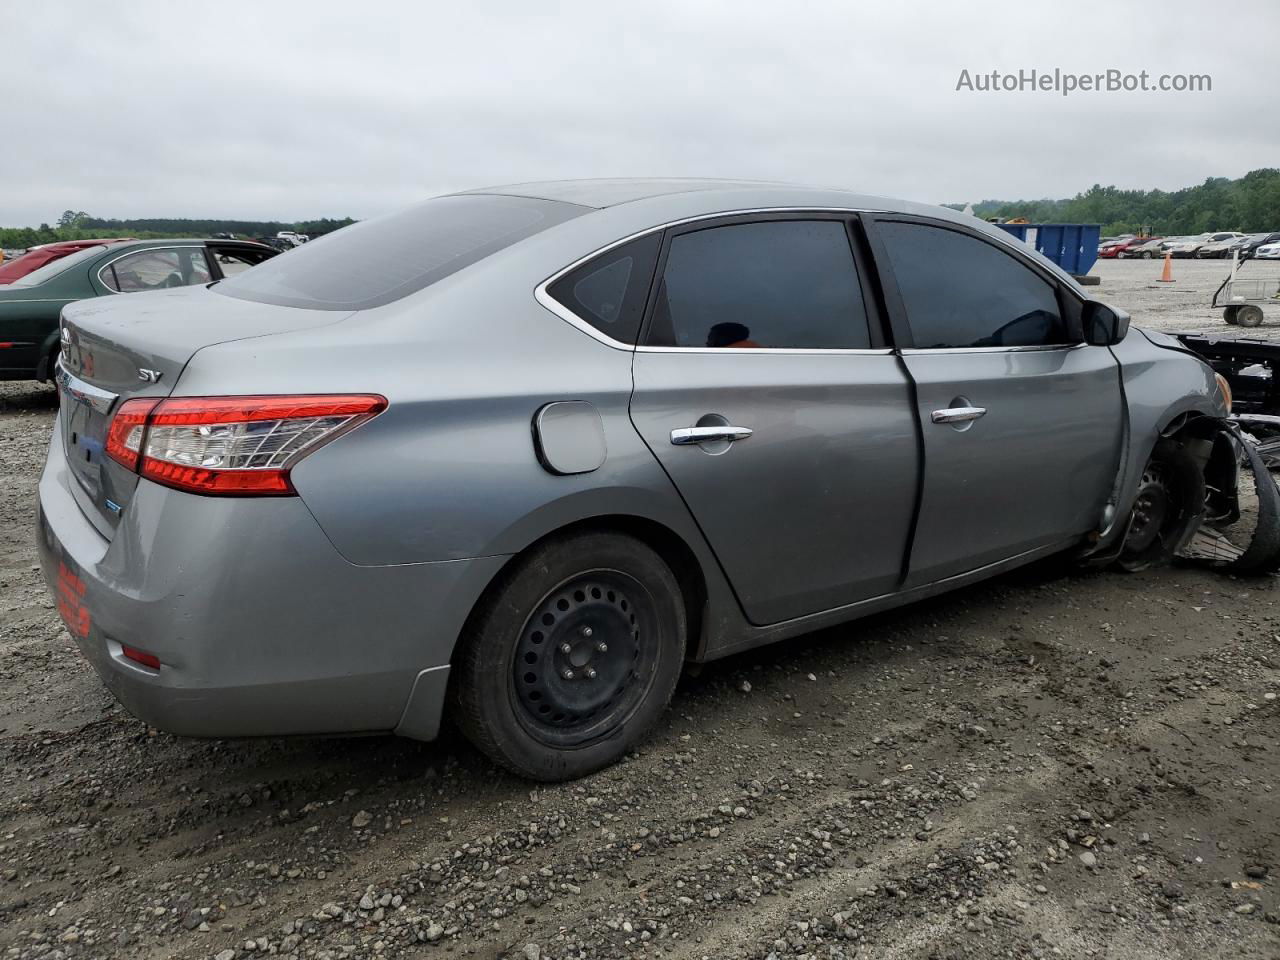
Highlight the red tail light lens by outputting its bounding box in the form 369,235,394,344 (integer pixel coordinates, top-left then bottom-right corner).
105,398,161,470
105,394,387,496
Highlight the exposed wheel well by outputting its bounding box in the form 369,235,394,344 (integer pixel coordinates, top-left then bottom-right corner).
455,515,709,669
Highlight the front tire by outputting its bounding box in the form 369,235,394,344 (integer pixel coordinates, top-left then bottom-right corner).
1117,439,1206,571
451,531,686,781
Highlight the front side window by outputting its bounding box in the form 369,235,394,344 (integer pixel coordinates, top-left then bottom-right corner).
102,248,212,293
646,220,871,349
546,234,660,344
211,246,275,278
877,222,1068,349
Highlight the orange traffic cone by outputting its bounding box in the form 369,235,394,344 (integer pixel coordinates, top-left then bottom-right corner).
1157,252,1175,282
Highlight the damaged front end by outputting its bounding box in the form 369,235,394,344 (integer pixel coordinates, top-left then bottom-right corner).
1171,334,1280,572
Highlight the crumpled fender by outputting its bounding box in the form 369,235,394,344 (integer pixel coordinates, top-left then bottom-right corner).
1095,326,1227,550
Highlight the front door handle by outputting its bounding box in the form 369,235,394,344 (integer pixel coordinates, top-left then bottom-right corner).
670,425,754,445
931,405,987,424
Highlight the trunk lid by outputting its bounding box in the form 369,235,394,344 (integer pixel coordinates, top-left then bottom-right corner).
56,285,349,537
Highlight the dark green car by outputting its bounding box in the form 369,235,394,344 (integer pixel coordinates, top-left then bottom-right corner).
0,238,277,381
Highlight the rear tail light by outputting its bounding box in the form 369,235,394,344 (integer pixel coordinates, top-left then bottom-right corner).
105,398,160,470
105,394,386,496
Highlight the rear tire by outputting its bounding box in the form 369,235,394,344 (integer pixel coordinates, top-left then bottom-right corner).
1237,305,1265,328
451,531,686,781
1225,306,1240,325
1141,250,1153,259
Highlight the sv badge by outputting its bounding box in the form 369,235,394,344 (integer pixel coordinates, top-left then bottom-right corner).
137,368,163,383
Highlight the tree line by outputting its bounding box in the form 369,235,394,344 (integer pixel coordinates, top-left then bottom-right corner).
6,168,1278,250
946,168,1280,236
0,212,356,250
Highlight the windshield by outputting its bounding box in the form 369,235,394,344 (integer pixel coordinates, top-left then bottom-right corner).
10,245,106,287
215,193,587,311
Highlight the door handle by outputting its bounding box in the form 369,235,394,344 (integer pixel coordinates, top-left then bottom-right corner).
670,425,754,445
931,405,987,424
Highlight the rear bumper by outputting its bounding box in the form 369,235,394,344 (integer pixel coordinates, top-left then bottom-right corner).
36,420,506,740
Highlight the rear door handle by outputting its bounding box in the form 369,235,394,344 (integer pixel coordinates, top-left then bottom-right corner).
670,425,754,445
930,406,987,424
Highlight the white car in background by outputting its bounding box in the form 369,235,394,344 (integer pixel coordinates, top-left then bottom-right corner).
1256,241,1280,260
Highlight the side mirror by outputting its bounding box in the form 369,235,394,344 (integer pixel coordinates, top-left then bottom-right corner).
1082,300,1130,346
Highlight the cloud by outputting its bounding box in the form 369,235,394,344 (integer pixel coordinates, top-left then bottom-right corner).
2,0,1275,224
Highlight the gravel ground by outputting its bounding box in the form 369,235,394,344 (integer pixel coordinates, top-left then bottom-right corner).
2,260,1279,960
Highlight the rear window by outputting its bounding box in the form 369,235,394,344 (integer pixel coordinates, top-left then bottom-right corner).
9,245,106,288
215,194,587,310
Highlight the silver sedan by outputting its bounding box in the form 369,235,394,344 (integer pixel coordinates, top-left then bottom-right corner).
38,180,1232,780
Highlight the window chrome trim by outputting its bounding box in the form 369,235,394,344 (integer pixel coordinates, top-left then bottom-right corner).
533,206,882,353
95,245,207,294
636,345,894,356
900,342,1087,355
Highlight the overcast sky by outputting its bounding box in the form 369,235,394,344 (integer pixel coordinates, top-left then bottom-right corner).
3,0,1276,225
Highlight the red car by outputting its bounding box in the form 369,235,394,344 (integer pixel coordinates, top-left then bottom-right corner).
1097,236,1157,259
0,238,134,285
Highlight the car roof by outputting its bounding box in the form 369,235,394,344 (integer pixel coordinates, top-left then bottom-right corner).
458,177,943,215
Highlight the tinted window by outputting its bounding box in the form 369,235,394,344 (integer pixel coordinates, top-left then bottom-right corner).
647,220,871,349
878,222,1068,349
216,194,586,311
103,248,211,293
546,234,660,344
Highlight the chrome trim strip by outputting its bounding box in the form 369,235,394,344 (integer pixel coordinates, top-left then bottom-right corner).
95,245,206,293
636,345,894,356
900,342,1087,355
533,206,882,352
55,360,117,414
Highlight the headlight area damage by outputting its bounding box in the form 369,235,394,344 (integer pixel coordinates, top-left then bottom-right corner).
1144,333,1280,573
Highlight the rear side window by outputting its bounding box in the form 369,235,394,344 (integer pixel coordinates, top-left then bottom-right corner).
878,222,1068,349
546,234,660,344
646,220,871,349
102,248,211,293
216,194,587,310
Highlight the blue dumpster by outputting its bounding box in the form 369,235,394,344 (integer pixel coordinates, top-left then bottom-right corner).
993,223,1101,276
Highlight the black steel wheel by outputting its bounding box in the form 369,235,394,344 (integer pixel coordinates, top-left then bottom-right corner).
512,571,656,748
1117,439,1206,571
451,531,685,781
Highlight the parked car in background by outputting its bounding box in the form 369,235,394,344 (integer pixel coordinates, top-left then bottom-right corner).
1098,237,1154,259
0,238,135,285
36,179,1235,781
1239,232,1280,259
1196,234,1256,259
1166,232,1246,258
1097,234,1134,253
1256,240,1280,260
1119,237,1165,259
0,238,277,381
